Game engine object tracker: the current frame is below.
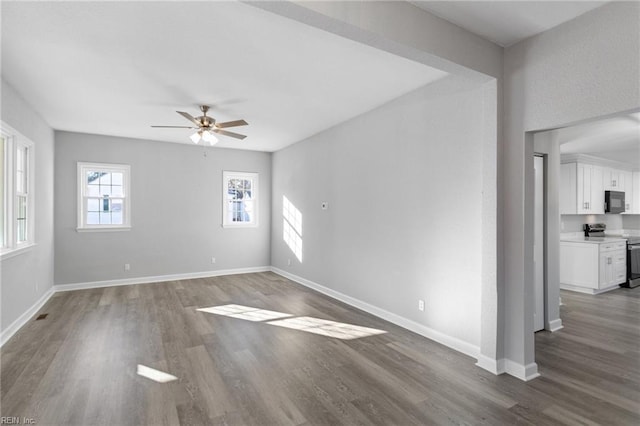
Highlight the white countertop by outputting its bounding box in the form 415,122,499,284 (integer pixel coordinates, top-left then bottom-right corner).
560,236,628,244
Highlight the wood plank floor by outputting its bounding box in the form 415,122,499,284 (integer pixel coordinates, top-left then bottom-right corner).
1,272,639,425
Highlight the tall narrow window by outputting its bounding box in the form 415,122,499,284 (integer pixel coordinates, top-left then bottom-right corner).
0,136,5,247
222,171,258,228
1,122,35,258
16,144,28,243
77,162,130,231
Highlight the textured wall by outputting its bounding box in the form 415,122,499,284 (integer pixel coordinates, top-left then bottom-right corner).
272,76,487,351
54,132,272,284
1,79,55,335
503,1,640,376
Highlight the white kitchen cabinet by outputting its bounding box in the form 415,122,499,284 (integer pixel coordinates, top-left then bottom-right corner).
561,163,604,214
621,170,633,214
603,168,624,191
560,163,577,214
560,240,627,294
598,242,627,289
603,167,633,214
632,172,640,214
560,242,599,289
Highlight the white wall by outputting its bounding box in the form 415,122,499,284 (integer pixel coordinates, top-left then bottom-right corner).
254,0,503,371
54,132,271,285
272,76,487,355
503,1,640,378
1,79,55,339
623,215,640,230
561,215,624,233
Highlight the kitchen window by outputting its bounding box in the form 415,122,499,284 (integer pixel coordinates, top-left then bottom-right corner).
222,171,258,228
77,162,131,231
1,122,35,258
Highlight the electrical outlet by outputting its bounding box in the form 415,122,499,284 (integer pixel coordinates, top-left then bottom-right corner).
211,257,216,264
418,300,425,311
287,259,292,266
124,263,130,271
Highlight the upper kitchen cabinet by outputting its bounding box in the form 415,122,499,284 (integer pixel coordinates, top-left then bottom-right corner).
603,168,625,191
557,112,638,215
621,170,633,214
604,167,633,214
560,162,604,214
633,172,640,214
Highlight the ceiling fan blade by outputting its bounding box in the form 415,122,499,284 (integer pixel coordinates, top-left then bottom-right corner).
151,125,196,128
215,119,248,129
213,129,247,140
177,111,202,127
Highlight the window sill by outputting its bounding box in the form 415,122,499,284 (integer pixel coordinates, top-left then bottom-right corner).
76,226,132,233
1,243,36,261
222,223,258,229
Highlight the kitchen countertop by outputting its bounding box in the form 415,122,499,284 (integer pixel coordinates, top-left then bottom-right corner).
560,236,628,244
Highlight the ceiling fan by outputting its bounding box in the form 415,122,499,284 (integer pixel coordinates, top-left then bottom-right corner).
151,105,248,145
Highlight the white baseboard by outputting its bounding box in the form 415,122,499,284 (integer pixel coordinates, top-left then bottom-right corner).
504,359,540,381
1,267,271,348
271,267,480,360
1,287,55,347
548,318,564,332
54,266,271,292
560,283,620,295
475,354,506,375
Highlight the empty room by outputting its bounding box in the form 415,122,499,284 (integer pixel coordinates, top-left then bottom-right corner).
1,1,639,425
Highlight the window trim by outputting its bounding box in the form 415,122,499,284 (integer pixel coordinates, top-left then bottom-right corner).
222,170,259,228
77,162,131,232
0,122,36,259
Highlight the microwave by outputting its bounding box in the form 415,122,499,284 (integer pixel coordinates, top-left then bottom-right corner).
605,190,625,213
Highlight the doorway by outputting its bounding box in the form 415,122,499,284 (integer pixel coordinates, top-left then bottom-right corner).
533,154,545,332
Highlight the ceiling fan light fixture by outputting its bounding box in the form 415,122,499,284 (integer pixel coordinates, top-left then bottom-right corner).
190,130,202,144
202,130,218,145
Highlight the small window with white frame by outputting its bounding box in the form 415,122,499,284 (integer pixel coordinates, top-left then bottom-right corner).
1,122,35,258
77,162,131,231
222,171,258,228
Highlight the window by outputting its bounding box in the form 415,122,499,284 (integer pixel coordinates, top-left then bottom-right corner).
77,162,130,231
1,122,35,257
222,171,258,228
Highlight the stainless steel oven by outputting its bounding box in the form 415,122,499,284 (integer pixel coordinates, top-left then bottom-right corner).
627,237,640,288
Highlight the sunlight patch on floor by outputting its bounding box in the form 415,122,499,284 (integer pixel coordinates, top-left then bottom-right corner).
198,304,386,340
267,316,386,340
137,364,177,383
197,304,292,321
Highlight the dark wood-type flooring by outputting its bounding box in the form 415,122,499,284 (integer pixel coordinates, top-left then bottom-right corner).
1,272,639,425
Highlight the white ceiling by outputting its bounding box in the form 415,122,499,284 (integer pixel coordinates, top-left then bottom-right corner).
1,1,447,152
411,1,609,47
1,1,619,154
558,112,640,167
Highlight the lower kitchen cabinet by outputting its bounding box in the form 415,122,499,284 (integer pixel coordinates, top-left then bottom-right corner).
560,240,627,294
599,244,627,288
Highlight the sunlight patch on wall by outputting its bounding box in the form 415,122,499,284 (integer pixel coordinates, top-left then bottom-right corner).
283,195,303,262
197,304,292,322
198,304,386,340
137,364,177,383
